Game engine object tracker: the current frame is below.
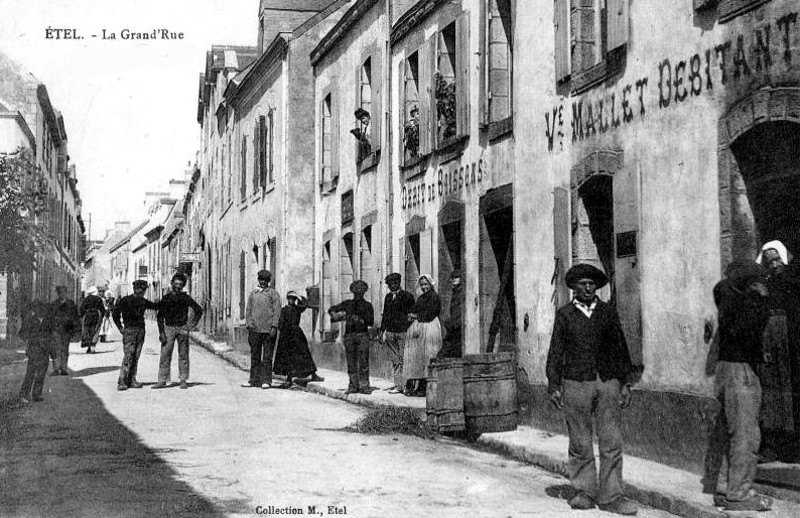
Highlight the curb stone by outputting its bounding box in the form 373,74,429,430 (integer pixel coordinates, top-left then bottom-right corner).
188,332,748,518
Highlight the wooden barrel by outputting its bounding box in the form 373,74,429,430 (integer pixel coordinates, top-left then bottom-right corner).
426,358,466,433
462,352,517,433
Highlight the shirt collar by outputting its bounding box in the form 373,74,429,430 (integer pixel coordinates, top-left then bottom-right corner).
572,297,598,317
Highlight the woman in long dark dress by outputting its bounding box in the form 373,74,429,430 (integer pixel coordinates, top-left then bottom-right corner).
403,275,442,396
80,286,106,354
273,291,324,388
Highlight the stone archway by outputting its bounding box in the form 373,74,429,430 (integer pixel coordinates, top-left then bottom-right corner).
718,87,800,266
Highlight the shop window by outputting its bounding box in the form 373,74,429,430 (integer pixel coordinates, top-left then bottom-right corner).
717,0,772,23
483,0,513,139
554,0,629,94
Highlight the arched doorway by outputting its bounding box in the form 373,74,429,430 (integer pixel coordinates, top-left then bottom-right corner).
719,87,800,462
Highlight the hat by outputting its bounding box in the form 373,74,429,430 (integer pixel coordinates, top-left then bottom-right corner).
296,295,309,309
286,290,299,300
350,280,369,294
257,270,271,281
756,240,791,266
132,280,148,289
171,273,187,284
385,273,402,284
354,108,370,120
565,264,609,290
450,270,462,279
87,286,98,296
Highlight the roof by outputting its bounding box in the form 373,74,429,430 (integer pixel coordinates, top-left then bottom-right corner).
311,0,379,65
225,35,290,102
108,220,149,254
260,0,337,12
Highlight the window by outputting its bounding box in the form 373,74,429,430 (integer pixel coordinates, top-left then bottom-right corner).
436,23,458,143
267,110,274,185
239,251,247,319
354,57,373,163
400,50,421,163
359,58,372,123
321,94,333,184
227,133,233,203
483,0,513,134
258,115,267,189
554,0,629,93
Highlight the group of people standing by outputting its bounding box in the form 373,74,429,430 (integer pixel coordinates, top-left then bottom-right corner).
326,270,464,396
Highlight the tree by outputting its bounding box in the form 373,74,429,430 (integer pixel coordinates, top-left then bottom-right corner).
0,148,51,273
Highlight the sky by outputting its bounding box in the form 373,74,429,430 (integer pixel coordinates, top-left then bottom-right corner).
0,0,258,239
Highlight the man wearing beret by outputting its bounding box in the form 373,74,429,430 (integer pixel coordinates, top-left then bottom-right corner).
244,269,282,389
113,280,158,391
328,280,375,394
379,273,415,393
705,259,773,512
546,263,638,515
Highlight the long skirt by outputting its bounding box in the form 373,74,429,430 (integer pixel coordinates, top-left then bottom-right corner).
101,315,113,336
757,310,794,432
81,310,102,349
273,330,317,379
403,318,442,380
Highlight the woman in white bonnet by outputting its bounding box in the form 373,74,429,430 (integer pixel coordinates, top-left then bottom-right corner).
79,286,106,354
755,240,800,462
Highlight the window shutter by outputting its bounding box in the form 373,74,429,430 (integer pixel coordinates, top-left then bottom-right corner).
253,120,260,192
456,11,471,138
239,251,246,318
372,46,382,152
553,186,571,308
488,3,511,123
398,59,407,162
268,110,275,184
259,115,267,189
419,38,434,156
240,137,247,201
607,0,629,51
420,228,433,279
480,0,489,126
554,0,570,82
331,91,340,181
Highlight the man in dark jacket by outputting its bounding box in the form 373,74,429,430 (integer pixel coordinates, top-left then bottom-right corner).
113,280,158,391
154,273,203,389
437,270,465,359
379,273,415,393
18,300,55,403
546,264,638,516
707,259,773,512
329,280,374,394
51,285,79,375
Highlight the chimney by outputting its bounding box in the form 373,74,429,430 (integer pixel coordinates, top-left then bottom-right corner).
169,179,187,201
144,191,169,211
114,221,131,236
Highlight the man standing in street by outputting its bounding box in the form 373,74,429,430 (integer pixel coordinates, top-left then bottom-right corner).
706,259,773,512
113,280,158,391
18,300,55,403
51,285,79,375
153,273,203,390
546,264,638,516
379,273,415,394
243,270,281,389
328,280,374,394
437,270,465,359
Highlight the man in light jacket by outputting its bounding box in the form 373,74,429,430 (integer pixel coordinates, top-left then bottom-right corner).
244,269,282,389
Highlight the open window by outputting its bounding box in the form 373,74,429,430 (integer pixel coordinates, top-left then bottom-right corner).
320,91,339,191
400,50,421,164
435,13,471,148
482,0,513,139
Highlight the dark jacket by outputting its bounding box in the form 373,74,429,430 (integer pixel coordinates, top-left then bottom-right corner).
20,301,54,339
80,294,106,318
546,299,634,392
380,289,415,333
113,295,158,329
52,299,79,334
157,291,203,332
329,298,374,334
446,285,464,331
713,278,770,365
411,290,441,323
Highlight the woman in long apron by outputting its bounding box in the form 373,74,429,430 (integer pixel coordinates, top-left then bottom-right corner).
80,287,106,354
273,291,324,388
403,275,443,396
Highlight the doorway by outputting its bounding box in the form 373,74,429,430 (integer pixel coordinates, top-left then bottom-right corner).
479,184,515,353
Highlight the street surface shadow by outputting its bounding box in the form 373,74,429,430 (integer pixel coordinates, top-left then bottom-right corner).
68,366,120,377
545,484,578,501
0,375,246,517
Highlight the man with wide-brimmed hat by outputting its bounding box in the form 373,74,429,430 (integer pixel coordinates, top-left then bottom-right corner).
328,279,375,394
51,285,79,375
113,280,158,391
243,269,282,389
546,263,638,515
379,273,415,393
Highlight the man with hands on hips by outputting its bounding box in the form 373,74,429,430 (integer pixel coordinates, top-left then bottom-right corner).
153,273,203,390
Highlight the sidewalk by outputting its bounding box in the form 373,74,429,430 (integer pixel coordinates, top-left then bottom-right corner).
188,331,800,518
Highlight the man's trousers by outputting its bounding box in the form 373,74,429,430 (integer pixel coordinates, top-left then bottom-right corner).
383,331,406,390
20,338,50,399
248,330,276,385
344,333,370,392
119,327,146,387
159,326,190,383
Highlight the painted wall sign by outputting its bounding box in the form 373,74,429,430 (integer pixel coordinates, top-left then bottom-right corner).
544,9,799,152
401,159,488,210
